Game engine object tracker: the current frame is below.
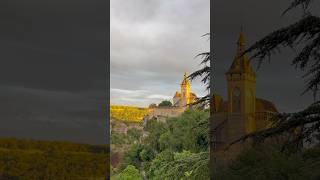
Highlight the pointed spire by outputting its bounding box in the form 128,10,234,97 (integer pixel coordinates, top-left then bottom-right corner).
237,26,246,53
226,30,255,76
181,72,190,85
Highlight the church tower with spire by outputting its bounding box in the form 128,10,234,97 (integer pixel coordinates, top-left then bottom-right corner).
207,31,278,166
181,72,191,106
225,31,257,134
172,72,197,107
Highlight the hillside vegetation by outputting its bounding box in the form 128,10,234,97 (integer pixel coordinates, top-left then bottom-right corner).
0,138,108,179
110,105,149,122
112,109,210,179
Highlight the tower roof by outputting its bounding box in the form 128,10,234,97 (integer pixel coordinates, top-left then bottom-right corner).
181,72,190,85
174,91,181,97
238,31,245,47
226,32,255,75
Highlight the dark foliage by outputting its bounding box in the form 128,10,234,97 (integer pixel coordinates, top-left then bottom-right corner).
283,0,313,15
189,34,211,105
245,14,320,96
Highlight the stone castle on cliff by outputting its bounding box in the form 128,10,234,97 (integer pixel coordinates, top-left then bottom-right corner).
148,31,278,128
172,72,198,107
112,32,279,163
145,72,199,122
147,31,279,165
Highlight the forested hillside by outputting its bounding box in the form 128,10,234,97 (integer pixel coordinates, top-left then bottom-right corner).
111,109,210,179
110,105,149,122
0,138,108,179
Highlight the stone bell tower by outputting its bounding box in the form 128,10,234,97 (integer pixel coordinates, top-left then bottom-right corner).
225,31,256,134
180,72,191,106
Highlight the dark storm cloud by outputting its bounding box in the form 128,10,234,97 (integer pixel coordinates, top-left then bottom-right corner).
0,86,106,144
0,0,107,91
0,0,107,144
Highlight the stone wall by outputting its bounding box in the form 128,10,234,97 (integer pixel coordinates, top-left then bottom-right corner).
145,106,186,123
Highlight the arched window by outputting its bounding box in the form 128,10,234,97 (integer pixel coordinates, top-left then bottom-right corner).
232,87,241,113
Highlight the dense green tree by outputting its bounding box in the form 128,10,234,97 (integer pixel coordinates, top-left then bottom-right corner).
147,150,174,179
117,165,142,180
159,109,209,152
140,110,209,179
158,100,173,107
110,131,127,145
127,128,142,142
148,150,209,180
139,146,155,162
144,119,167,152
119,144,144,171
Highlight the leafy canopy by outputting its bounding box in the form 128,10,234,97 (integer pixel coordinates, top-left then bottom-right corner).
117,165,142,180
158,100,172,107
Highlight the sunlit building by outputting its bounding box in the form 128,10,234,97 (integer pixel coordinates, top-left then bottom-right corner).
211,32,278,164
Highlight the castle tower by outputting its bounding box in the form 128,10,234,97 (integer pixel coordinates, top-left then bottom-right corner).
180,72,191,106
225,31,256,134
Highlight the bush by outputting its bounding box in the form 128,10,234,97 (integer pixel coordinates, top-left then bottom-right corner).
147,150,209,180
117,165,142,180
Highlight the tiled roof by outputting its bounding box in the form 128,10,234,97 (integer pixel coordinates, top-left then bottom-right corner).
255,98,278,113
216,98,278,113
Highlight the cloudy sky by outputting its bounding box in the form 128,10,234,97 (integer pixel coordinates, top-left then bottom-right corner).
0,0,107,144
111,0,319,113
1,0,317,144
111,0,210,107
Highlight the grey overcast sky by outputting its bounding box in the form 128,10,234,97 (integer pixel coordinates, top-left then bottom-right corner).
111,0,210,107
0,0,107,144
111,0,318,113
